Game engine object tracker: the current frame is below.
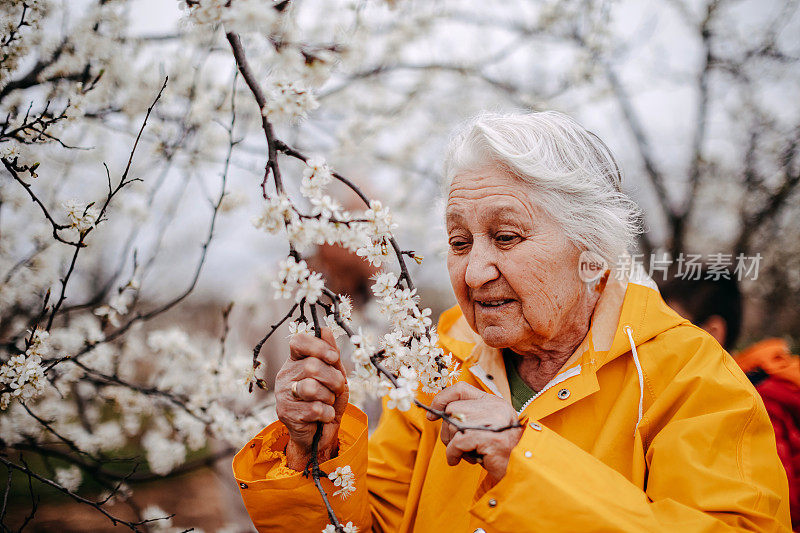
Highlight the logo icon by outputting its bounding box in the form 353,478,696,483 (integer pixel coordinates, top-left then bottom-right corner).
578,251,608,283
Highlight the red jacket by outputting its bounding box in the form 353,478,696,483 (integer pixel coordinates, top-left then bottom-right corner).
737,339,800,530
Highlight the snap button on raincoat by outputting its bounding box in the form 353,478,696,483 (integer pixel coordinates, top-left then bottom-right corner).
233,273,791,532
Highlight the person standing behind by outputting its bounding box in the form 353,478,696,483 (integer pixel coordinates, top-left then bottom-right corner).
662,275,800,530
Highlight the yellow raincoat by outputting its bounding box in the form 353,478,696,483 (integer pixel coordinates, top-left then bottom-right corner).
233,272,791,532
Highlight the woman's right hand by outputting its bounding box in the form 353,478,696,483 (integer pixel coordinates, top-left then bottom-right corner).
275,327,349,471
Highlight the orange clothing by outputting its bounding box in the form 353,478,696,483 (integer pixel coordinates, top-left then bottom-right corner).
737,338,800,389
736,338,800,530
233,272,790,532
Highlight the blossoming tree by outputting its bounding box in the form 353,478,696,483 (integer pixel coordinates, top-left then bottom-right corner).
0,1,504,530
2,0,798,531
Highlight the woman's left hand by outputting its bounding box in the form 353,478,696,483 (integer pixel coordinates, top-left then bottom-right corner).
427,382,524,482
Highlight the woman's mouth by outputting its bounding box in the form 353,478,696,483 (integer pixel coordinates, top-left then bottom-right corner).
476,299,514,308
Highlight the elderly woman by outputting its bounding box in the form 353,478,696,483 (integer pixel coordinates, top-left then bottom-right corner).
233,112,790,532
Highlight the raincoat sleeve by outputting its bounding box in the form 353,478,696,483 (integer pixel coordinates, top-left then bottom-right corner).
232,403,373,532
470,332,791,532
232,400,424,532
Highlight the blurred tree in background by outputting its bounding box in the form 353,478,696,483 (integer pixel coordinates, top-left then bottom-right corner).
1,0,798,530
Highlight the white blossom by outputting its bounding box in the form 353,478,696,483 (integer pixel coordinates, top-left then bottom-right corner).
94,420,126,452
323,521,358,533
285,219,316,251
386,367,418,411
178,0,226,26
94,289,134,327
324,314,346,339
62,199,99,233
218,189,249,213
301,156,333,200
272,279,294,300
328,464,356,499
349,329,375,366
142,431,187,476
364,200,396,240
338,295,353,321
279,256,310,285
263,80,319,122
140,504,174,531
55,465,82,492
222,0,278,34
288,320,313,338
356,239,389,268
1,330,48,409
310,195,342,219
371,272,399,298
252,194,293,234
295,271,324,304
242,364,258,390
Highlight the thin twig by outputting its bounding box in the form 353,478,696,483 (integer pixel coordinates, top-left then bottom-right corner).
1,159,79,246
252,302,299,369
0,468,11,527
0,456,168,532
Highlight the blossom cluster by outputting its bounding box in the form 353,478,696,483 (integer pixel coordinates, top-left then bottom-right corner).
253,158,396,263
3,0,449,529
0,329,47,409
328,464,356,499
386,367,419,411
0,1,45,87
371,272,459,394
180,0,329,123
271,256,325,304
55,465,83,492
350,269,459,403
264,80,320,122
282,293,353,344
1,321,276,484
63,199,99,234
142,430,188,476
253,156,458,409
323,522,359,533
179,0,278,32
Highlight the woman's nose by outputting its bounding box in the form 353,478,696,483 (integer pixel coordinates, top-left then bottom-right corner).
464,241,499,288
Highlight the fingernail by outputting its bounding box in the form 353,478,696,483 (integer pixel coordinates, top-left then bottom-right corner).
326,350,338,363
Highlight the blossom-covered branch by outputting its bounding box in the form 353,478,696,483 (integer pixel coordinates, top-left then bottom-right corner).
1,3,277,527
207,4,522,527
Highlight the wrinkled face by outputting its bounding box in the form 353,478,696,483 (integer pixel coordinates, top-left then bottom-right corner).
446,166,587,355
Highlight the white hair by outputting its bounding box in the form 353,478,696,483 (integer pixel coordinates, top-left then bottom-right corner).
443,111,642,264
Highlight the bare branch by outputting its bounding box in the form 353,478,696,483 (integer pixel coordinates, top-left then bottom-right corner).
0,456,170,532
674,0,719,253
601,64,676,224
225,32,284,196
0,467,11,527
736,126,800,254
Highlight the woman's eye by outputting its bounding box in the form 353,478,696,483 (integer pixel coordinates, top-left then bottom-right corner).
449,238,470,250
495,233,520,245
